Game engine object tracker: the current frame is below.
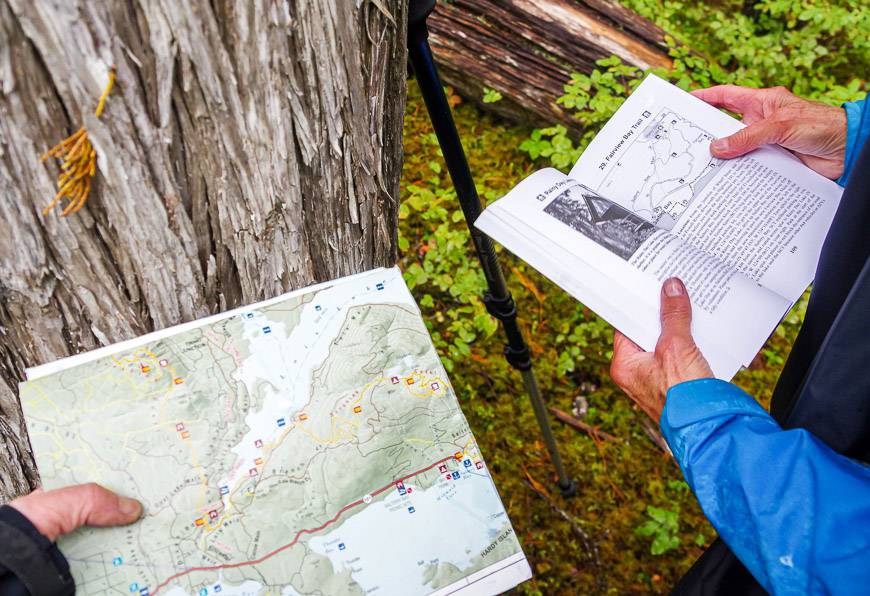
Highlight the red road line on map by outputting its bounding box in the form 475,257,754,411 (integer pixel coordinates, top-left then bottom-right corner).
151,455,455,595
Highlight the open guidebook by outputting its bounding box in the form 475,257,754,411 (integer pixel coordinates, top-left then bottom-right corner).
476,74,844,380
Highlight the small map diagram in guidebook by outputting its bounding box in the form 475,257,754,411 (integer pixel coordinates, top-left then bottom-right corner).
597,109,722,229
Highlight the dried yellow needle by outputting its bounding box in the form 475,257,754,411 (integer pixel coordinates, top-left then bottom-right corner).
41,65,116,216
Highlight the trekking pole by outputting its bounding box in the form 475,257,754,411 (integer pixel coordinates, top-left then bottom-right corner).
407,0,577,498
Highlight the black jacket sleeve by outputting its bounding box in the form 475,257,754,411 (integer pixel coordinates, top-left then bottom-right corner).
0,505,74,596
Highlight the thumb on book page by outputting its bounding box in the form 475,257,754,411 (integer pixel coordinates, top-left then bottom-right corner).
659,278,693,338
711,120,787,159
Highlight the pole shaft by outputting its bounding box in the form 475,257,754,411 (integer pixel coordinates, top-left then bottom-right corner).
520,370,572,485
408,25,576,496
408,32,509,300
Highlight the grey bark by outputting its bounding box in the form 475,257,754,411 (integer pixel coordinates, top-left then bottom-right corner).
0,0,406,501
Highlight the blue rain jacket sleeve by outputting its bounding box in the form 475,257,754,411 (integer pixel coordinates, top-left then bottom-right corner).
660,378,870,595
838,97,868,187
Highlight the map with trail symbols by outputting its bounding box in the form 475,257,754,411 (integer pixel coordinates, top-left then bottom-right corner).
596,109,722,230
21,267,530,596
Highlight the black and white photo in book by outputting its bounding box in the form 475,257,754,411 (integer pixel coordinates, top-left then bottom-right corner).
544,184,657,260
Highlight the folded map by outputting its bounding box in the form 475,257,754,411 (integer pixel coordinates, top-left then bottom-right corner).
20,267,531,596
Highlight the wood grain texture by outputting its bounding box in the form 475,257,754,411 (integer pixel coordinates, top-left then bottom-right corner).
0,0,406,501
428,0,672,134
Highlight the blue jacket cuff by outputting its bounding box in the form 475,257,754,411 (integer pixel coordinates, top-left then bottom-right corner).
838,99,868,187
660,379,769,463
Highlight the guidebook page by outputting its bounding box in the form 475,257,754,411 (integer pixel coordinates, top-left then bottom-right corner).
569,74,842,303
481,201,743,380
477,169,789,379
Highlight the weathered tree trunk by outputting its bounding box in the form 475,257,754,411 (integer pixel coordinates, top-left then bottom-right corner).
0,0,406,501
428,0,672,133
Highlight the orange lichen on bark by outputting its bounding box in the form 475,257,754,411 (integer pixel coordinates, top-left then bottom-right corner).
41,65,115,216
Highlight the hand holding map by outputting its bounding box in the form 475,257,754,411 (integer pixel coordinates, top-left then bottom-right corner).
20,268,531,596
10,484,143,542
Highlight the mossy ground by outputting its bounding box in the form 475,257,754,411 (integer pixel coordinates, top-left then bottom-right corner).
399,82,806,594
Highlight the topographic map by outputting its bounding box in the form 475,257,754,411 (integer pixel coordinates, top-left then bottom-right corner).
597,109,723,229
20,267,530,596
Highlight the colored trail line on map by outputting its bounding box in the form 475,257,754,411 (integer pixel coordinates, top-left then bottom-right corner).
151,454,456,595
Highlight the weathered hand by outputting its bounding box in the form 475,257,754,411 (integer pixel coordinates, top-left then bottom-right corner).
9,484,143,542
610,278,713,423
692,85,847,179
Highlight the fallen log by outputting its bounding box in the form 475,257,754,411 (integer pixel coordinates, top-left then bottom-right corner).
427,0,673,133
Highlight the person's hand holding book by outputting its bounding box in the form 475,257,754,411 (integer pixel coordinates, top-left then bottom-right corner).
692,85,847,179
477,75,843,381
610,278,713,423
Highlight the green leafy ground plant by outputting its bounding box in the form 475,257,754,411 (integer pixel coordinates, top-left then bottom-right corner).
636,506,681,555
520,0,867,167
